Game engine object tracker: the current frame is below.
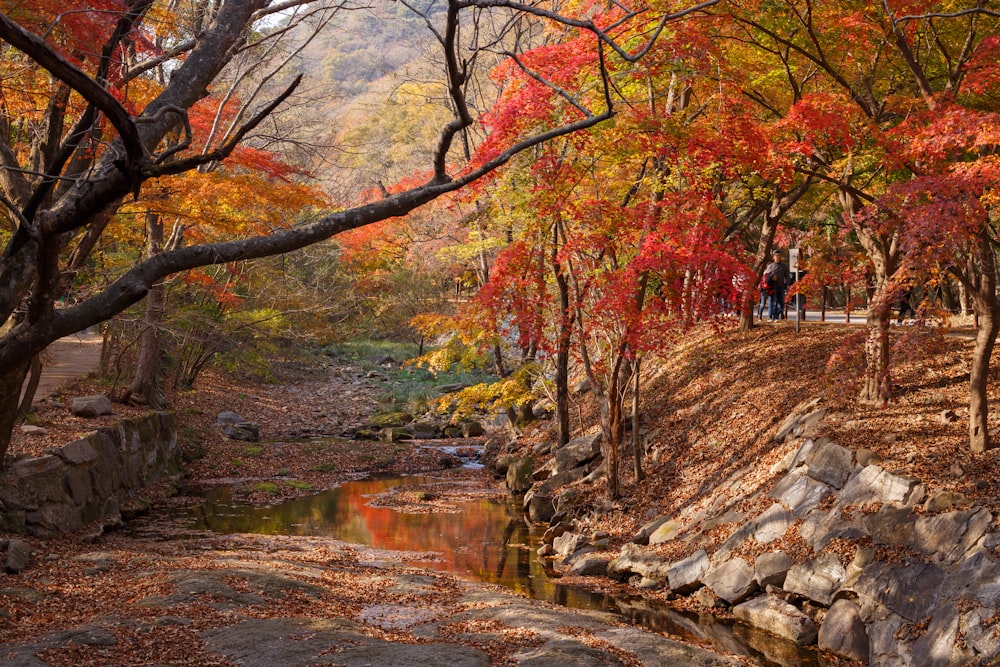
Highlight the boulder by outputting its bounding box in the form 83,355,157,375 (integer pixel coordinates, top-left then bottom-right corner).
817,599,869,662
506,458,534,493
769,468,832,516
222,422,260,442
648,520,682,546
607,543,672,583
914,507,992,564
71,395,113,418
525,490,556,524
567,557,610,577
553,433,601,472
460,420,485,438
783,552,845,606
732,594,818,645
753,503,793,544
804,439,854,489
631,515,673,545
216,411,244,425
667,549,710,594
553,532,589,558
4,538,32,573
703,557,757,604
754,551,792,589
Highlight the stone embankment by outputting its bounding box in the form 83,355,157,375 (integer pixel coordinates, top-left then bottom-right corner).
499,399,1000,666
1,411,178,542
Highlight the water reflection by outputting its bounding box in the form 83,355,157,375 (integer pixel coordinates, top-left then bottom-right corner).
170,476,821,666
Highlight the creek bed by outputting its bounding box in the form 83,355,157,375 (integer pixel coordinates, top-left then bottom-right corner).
160,473,822,666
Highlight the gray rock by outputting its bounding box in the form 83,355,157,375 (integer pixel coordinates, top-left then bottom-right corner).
410,421,439,439
632,515,673,545
216,411,244,425
838,465,924,507
648,520,682,545
754,551,792,588
667,549,710,594
5,538,32,573
525,490,556,524
962,606,1000,659
71,395,113,418
703,557,757,604
506,458,533,493
817,599,869,662
512,638,625,666
607,543,672,583
863,506,916,548
914,507,992,564
552,532,588,558
20,425,47,436
57,438,98,464
938,549,1000,608
783,552,845,606
856,560,944,622
769,468,832,516
923,490,966,513
753,503,793,544
568,557,610,577
222,422,260,442
732,594,818,645
553,433,601,472
804,439,854,489
911,601,960,667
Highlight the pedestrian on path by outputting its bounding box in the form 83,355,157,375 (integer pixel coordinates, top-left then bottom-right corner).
763,249,790,321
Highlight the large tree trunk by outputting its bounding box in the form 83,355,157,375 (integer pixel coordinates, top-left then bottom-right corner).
860,308,892,404
964,231,999,453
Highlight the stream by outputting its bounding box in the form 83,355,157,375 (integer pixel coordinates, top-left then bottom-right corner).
160,465,823,666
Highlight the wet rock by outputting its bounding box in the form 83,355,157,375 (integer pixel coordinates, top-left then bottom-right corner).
667,549,710,594
71,395,113,418
4,538,31,573
818,599,869,663
703,557,757,605
732,594,817,646
783,552,845,606
754,551,792,589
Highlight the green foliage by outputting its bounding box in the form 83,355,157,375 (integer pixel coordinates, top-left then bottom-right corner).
243,445,265,457
284,480,314,491
253,482,280,495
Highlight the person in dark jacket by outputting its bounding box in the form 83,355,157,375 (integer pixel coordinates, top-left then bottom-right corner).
763,249,791,321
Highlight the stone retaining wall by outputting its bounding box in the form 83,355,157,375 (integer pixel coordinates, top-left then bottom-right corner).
0,412,179,537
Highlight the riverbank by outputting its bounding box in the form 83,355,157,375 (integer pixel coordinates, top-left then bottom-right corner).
1,352,746,666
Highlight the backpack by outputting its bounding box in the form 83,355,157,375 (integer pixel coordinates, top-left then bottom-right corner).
760,272,776,294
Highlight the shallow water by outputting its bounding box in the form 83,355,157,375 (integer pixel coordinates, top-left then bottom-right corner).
168,475,823,666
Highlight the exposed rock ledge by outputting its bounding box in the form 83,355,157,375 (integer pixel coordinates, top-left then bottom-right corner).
525,400,1000,666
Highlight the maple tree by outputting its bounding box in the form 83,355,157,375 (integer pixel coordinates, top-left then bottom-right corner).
0,0,721,459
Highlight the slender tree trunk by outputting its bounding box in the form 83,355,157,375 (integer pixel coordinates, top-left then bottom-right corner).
16,355,42,417
600,385,623,500
552,220,572,447
965,231,999,452
739,207,778,332
631,355,644,482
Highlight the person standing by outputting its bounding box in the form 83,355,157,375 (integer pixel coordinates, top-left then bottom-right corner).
763,249,790,321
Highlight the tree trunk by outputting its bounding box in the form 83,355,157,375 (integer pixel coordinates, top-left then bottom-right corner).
600,389,623,500
553,222,572,447
860,308,892,404
128,212,166,407
739,207,778,332
965,231,999,452
631,356,644,482
0,361,30,465
16,355,42,417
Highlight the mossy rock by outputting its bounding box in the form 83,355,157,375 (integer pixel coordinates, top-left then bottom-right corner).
368,412,414,428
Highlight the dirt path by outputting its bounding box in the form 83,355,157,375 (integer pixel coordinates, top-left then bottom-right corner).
20,328,102,403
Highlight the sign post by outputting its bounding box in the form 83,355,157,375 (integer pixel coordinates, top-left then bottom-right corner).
789,248,801,332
